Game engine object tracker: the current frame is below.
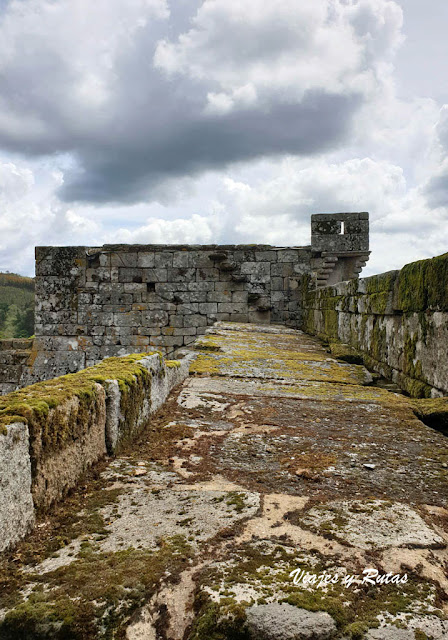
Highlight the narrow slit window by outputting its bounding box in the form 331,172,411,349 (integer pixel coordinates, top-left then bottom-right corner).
340,221,345,234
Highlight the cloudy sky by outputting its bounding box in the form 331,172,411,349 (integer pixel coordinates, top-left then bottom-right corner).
0,0,447,276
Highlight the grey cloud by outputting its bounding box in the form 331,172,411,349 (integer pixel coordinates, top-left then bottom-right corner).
424,173,448,209
0,0,395,204
59,90,361,203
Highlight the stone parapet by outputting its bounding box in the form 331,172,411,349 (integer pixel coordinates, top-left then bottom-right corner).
303,252,448,397
0,349,192,551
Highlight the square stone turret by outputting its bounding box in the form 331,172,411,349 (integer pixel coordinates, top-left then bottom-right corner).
311,212,370,287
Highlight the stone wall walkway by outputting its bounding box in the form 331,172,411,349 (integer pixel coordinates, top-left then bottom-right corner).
1,323,448,639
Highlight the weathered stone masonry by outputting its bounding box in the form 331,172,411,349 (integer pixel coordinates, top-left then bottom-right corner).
3,210,448,400
303,251,448,398
10,212,369,388
30,243,311,382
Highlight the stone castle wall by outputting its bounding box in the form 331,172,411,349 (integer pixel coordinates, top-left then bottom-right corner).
303,252,448,398
28,243,312,384
0,212,371,391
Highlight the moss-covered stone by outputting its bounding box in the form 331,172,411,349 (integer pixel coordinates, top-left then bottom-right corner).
412,398,448,434
397,252,448,312
0,353,157,477
329,343,364,365
0,536,192,640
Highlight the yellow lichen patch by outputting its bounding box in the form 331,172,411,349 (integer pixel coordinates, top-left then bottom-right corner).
190,351,370,386
259,380,408,405
0,353,162,478
189,354,221,375
228,347,329,362
0,352,159,429
166,360,181,369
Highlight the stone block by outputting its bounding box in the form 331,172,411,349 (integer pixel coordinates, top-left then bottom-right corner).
137,326,161,336
277,250,299,262
177,303,199,315
111,252,138,267
35,246,86,277
345,219,369,235
169,314,184,328
124,282,146,293
196,268,219,281
137,252,155,268
188,251,217,268
184,314,208,327
113,311,142,327
198,302,218,314
218,302,247,314
142,268,168,282
230,313,249,322
167,268,197,283
130,335,150,346
173,327,197,336
271,277,284,290
142,309,169,326
207,291,232,303
232,291,248,303
118,267,144,283
293,262,310,275
0,422,35,552
311,219,341,235
249,309,271,323
145,301,176,312
86,267,111,283
155,252,174,268
271,263,294,277
172,252,189,268
188,281,214,292
255,251,276,262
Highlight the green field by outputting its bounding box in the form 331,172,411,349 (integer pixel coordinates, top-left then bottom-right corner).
0,273,34,339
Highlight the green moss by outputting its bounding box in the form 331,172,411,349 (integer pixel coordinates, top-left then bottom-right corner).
225,492,247,513
367,291,391,314
166,359,181,368
397,252,448,312
0,536,192,640
189,541,440,640
345,621,379,639
193,336,223,352
188,597,250,640
329,342,364,365
0,353,159,475
365,270,397,295
414,629,429,640
323,309,339,339
370,319,387,362
412,397,448,434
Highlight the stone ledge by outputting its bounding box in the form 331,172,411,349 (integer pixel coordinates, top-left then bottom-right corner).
0,349,193,551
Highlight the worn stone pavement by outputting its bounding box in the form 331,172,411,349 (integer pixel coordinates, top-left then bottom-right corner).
1,323,448,640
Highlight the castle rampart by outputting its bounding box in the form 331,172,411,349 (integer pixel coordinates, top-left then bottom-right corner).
303,252,448,397
2,212,369,389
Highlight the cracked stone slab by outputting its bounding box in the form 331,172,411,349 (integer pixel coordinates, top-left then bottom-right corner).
214,322,300,335
99,487,260,551
179,375,398,405
300,500,446,551
191,351,372,385
246,603,337,640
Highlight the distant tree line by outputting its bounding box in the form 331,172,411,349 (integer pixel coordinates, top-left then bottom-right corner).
0,273,34,339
